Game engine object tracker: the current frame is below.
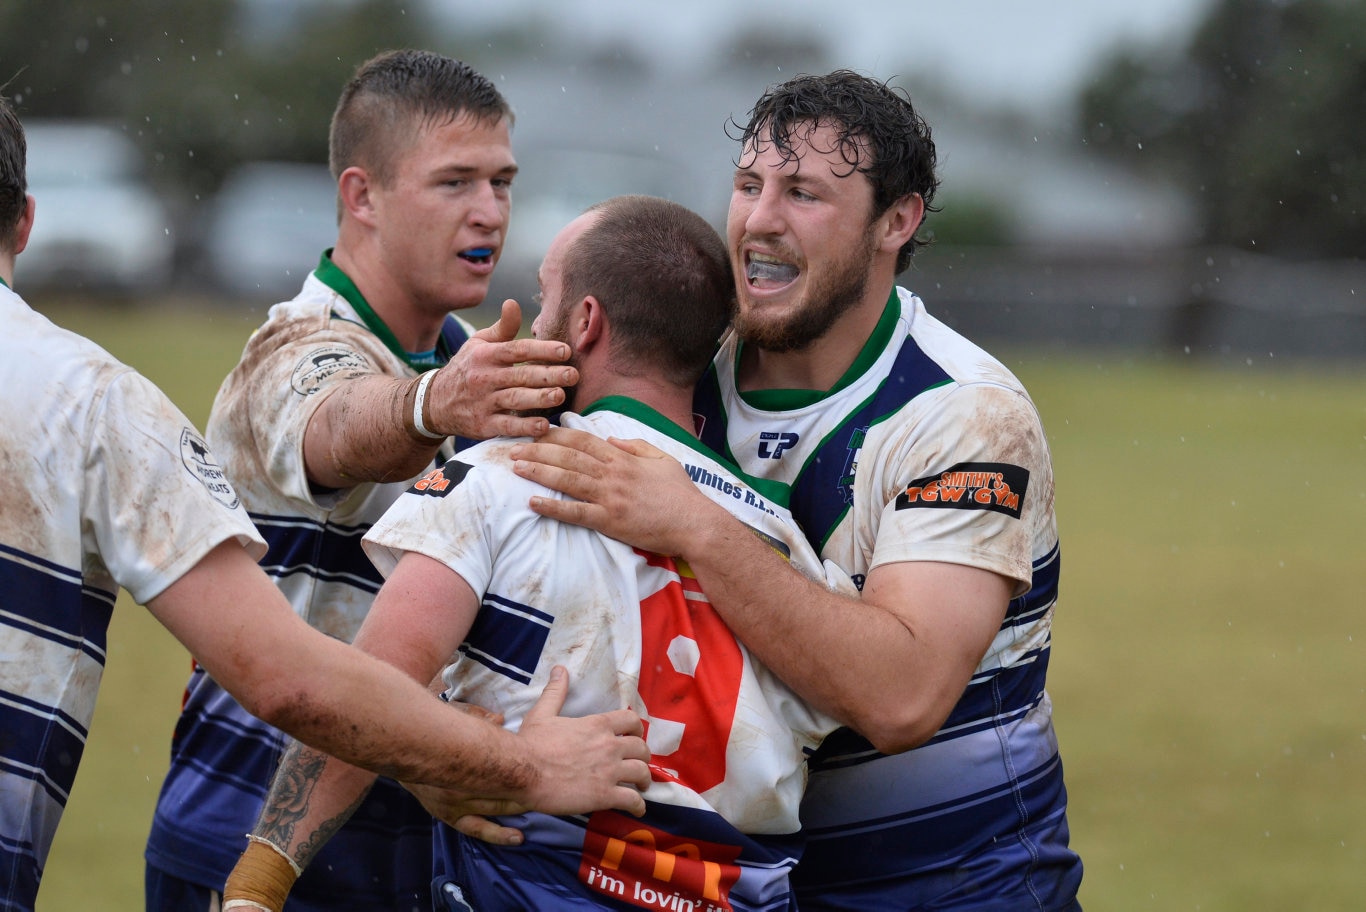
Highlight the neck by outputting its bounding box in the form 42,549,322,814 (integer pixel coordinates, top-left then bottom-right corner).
330,243,446,352
738,280,893,393
0,253,13,288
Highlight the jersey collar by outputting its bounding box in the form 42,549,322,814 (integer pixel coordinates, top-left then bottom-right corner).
314,249,457,372
735,287,901,412
579,394,792,508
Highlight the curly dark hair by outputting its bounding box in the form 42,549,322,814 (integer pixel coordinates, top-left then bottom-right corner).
0,93,26,254
730,69,940,273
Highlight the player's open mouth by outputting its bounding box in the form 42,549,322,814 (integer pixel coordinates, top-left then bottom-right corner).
458,247,495,265
746,251,798,289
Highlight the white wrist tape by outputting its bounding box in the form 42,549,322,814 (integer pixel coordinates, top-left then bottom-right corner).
411,369,445,440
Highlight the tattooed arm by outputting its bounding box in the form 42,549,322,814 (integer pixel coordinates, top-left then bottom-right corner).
222,553,475,910
224,551,649,909
255,741,376,870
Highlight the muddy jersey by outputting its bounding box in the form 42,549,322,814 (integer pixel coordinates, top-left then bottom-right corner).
693,288,1083,910
144,255,473,909
364,399,848,912
0,284,261,912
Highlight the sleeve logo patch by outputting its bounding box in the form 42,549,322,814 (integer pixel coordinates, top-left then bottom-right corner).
408,461,472,497
179,428,240,509
290,347,372,395
895,461,1029,519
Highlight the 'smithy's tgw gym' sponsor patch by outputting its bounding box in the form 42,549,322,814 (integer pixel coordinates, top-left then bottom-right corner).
895,461,1029,519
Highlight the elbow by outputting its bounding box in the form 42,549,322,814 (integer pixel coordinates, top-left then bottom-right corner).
234,677,298,730
859,719,937,757
847,697,954,757
226,661,316,735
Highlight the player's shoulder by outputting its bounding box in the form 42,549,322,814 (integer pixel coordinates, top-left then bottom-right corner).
409,438,532,499
899,288,1030,398
248,279,344,344
231,283,399,386
8,300,142,416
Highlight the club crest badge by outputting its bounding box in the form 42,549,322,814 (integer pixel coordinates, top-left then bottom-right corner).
180,428,240,509
291,347,371,395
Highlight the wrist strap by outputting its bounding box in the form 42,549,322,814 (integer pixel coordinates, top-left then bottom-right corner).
408,370,445,440
222,835,302,912
412,369,445,439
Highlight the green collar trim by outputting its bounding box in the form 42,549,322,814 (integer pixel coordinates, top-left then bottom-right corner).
736,287,901,411
0,276,9,289
579,395,791,508
314,249,441,373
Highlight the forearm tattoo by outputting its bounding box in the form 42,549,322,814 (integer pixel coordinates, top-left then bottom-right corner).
255,741,373,868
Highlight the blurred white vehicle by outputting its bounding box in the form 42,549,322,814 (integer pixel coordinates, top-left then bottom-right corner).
203,161,339,300
19,120,175,292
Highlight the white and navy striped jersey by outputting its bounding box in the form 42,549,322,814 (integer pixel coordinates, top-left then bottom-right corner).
144,255,473,908
693,287,1083,911
0,283,262,912
363,400,849,912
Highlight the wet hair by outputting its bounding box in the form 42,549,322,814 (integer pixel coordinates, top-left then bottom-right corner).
731,69,940,273
329,49,512,186
561,195,734,387
0,93,26,253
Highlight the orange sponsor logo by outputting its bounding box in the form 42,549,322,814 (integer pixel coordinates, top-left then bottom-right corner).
411,467,451,493
895,461,1030,519
408,462,470,498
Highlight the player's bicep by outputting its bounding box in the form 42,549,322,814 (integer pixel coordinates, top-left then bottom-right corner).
351,550,480,683
863,559,1010,697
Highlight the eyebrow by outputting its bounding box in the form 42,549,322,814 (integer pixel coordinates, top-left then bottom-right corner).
436,163,520,178
735,164,830,190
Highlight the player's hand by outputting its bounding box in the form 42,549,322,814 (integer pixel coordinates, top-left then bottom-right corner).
402,690,527,845
425,299,579,440
402,781,527,845
509,427,718,557
514,665,650,817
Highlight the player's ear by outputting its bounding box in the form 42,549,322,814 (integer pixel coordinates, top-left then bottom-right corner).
575,295,605,353
13,193,35,255
337,166,376,227
878,192,923,255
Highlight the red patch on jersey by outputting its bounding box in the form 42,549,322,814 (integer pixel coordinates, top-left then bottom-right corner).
579,810,743,911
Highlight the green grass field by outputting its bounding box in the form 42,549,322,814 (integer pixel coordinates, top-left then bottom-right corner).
31,300,1366,910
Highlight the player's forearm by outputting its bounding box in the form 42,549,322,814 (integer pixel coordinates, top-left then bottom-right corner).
678,509,927,749
302,374,442,489
254,740,377,868
262,633,537,793
167,565,536,794
223,742,377,911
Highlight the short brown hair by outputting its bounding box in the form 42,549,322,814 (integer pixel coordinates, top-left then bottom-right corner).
329,49,511,186
561,195,734,387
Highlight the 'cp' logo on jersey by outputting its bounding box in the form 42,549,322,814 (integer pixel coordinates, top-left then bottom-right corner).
757,431,799,459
